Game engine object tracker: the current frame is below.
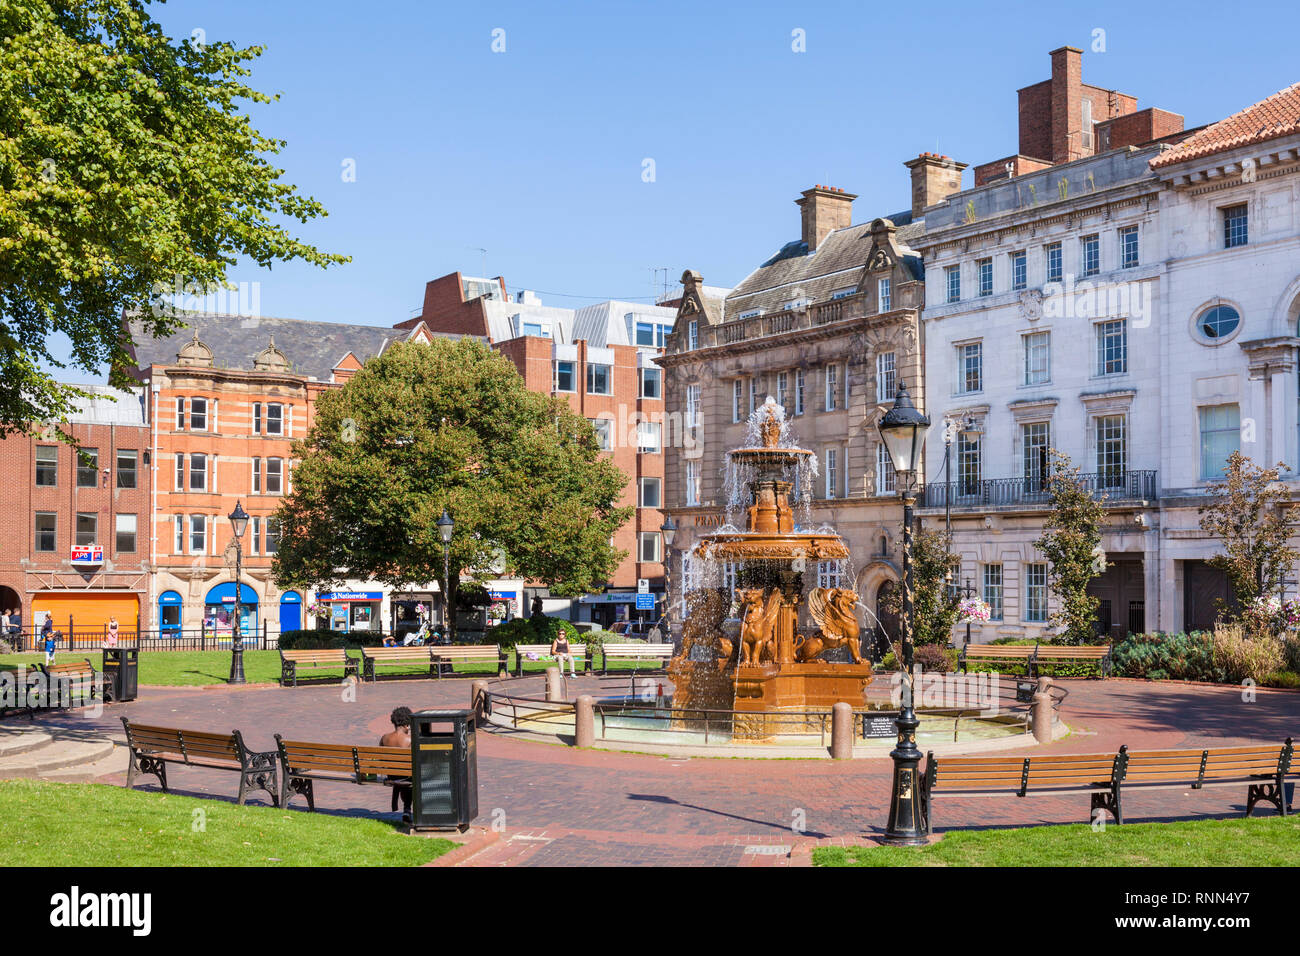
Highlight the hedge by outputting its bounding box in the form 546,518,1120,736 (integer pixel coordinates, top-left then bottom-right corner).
277,629,387,650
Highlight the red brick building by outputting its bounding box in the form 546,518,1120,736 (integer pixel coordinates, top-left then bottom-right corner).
0,386,151,644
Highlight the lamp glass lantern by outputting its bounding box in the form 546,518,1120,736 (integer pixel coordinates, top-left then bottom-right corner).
229,501,249,539
660,514,676,548
876,382,932,480
436,509,454,545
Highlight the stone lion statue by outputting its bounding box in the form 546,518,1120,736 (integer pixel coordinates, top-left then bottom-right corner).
798,587,864,664
737,587,781,665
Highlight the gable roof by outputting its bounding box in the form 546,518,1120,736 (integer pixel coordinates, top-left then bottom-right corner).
1151,82,1300,168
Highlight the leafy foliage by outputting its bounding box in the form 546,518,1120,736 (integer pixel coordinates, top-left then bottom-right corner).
276,629,385,650
1111,631,1222,682
1198,452,1300,630
880,526,959,647
0,0,347,433
1035,451,1105,644
271,339,632,640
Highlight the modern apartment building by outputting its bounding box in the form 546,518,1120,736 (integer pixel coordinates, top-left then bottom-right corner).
659,164,962,646
415,272,678,627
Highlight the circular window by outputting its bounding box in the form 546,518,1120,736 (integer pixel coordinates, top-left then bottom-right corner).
1197,304,1241,342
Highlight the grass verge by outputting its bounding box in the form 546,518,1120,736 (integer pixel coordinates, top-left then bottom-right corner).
0,779,455,866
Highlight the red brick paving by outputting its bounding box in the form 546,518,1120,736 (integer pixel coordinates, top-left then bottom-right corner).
16,674,1299,866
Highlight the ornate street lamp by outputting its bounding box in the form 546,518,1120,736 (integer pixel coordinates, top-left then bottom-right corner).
227,501,250,685
660,514,677,646
437,509,454,638
877,382,932,845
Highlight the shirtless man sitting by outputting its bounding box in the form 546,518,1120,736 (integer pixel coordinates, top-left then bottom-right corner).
380,706,413,819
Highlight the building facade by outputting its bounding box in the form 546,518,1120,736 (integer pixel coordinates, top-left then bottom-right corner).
0,386,152,643
659,167,962,646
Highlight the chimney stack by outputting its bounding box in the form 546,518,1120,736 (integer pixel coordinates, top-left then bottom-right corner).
1050,45,1084,163
903,153,968,219
796,186,857,252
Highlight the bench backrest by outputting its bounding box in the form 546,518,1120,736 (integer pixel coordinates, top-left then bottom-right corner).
281,649,351,663
433,645,500,657
963,646,1035,658
1124,744,1288,784
276,737,410,778
603,643,673,655
43,660,96,677
362,647,434,660
122,720,240,763
1035,646,1110,659
929,752,1121,794
516,643,588,656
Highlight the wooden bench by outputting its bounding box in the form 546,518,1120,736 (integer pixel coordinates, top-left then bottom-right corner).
279,648,359,687
513,644,590,676
1113,741,1294,823
120,718,279,806
38,659,99,705
430,645,507,678
921,751,1123,833
1032,644,1113,678
958,645,1036,675
360,646,437,682
274,735,411,813
600,643,674,674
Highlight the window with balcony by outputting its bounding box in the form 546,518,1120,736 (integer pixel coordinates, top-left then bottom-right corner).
1223,204,1248,248
1199,404,1240,480
587,363,612,395
35,446,57,487
1096,320,1127,376
957,434,981,497
1022,422,1050,493
1023,332,1050,385
1097,415,1127,489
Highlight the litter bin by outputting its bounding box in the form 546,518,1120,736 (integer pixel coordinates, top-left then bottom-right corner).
102,647,139,702
409,709,478,831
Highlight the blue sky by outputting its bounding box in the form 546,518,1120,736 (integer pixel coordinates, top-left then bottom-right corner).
53,0,1300,380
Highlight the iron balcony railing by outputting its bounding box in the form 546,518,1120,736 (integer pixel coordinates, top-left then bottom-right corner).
919,469,1157,510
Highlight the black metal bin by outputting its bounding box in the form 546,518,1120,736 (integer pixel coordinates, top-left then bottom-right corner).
409,709,478,831
102,647,139,702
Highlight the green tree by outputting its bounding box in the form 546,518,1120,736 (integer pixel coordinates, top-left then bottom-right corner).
271,339,633,641
1198,452,1300,625
881,526,960,646
1035,450,1105,644
0,1,346,434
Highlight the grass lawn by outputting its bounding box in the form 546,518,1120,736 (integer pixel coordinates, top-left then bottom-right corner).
813,815,1300,867
0,779,455,866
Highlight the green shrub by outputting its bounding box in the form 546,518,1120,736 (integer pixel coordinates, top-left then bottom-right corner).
488,619,535,650
1110,631,1220,681
1284,637,1300,673
1211,626,1286,684
276,629,386,649
879,647,958,673
1261,671,1300,689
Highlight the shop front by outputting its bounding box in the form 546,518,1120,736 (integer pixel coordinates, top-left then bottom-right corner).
315,591,384,632
203,583,258,637
32,591,141,640
578,591,639,629
158,590,183,637
391,588,441,640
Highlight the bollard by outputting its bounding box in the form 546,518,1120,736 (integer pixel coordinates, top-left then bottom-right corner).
830,701,853,759
575,694,595,749
545,666,564,702
1031,676,1054,743
470,679,489,718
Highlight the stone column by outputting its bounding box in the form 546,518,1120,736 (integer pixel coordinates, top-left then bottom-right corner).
830,701,853,759
575,694,595,749
1031,676,1054,743
471,679,489,718
545,666,564,702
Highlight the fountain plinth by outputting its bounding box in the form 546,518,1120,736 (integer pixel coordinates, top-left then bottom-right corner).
668,397,872,739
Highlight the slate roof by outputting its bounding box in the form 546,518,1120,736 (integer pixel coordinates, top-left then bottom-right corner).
725,212,922,316
127,312,466,381
1150,82,1300,168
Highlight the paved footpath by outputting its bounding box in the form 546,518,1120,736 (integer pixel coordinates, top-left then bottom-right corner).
18,674,1299,866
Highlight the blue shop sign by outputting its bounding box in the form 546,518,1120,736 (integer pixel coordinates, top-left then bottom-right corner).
489,590,517,601
317,591,383,601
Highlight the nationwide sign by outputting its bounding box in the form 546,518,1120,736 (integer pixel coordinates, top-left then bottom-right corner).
71,545,104,565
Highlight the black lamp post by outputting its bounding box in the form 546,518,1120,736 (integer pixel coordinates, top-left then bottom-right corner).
437,509,454,638
877,381,931,845
227,501,250,685
660,515,677,645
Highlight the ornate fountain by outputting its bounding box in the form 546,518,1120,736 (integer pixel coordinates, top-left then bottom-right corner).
668,397,872,738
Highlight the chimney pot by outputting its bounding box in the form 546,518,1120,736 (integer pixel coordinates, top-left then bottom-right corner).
904,153,969,219
796,185,858,252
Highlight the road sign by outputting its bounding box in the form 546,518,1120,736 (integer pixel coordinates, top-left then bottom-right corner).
635,593,655,611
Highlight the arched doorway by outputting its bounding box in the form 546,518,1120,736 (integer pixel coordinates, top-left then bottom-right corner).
0,585,21,648
203,582,258,640
158,590,183,638
874,580,900,661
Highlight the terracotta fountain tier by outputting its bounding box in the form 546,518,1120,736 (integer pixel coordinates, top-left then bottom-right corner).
668,398,872,736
